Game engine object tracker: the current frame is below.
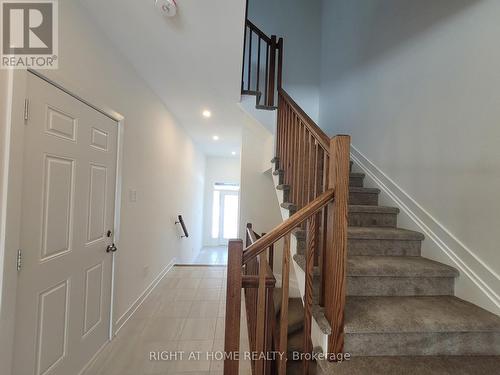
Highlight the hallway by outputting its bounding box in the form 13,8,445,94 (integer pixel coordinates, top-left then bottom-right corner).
84,266,248,375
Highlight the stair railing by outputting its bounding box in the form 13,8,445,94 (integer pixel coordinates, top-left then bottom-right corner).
227,18,351,375
241,20,283,108
224,135,350,375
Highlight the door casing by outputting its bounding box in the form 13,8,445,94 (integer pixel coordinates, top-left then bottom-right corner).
0,69,125,375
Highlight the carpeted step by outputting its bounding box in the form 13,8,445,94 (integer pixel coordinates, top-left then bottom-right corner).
349,187,380,205
276,184,291,202
274,170,365,188
347,256,458,296
295,227,425,257
344,296,500,356
349,172,365,187
293,253,457,297
349,205,399,228
273,289,304,336
317,355,500,375
348,227,424,256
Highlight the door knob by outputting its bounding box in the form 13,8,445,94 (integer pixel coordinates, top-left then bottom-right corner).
106,243,117,253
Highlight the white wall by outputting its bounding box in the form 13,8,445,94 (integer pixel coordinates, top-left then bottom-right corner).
239,116,283,269
0,0,206,352
202,156,241,246
247,0,322,122
319,0,500,313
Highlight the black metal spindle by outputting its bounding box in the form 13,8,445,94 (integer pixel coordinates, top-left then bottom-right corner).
256,37,261,104
264,43,269,106
247,30,252,91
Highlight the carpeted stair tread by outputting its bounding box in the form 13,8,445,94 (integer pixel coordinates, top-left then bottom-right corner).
349,205,399,214
317,355,500,375
348,256,459,278
276,184,290,191
273,289,304,336
348,227,424,241
350,186,380,194
345,296,500,334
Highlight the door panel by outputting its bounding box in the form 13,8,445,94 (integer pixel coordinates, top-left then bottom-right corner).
13,73,118,375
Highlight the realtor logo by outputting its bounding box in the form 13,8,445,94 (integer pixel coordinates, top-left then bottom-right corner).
1,0,58,69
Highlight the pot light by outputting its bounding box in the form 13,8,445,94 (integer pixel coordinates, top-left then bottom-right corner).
212,135,219,141
202,110,211,118
231,151,236,156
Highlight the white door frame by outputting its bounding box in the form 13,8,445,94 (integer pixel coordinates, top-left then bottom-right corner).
0,69,125,375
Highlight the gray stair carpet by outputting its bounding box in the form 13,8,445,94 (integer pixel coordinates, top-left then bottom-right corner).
270,157,500,373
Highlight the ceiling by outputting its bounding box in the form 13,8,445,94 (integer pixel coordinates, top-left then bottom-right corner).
80,0,247,156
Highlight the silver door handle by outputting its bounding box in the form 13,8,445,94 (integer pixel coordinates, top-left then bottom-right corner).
106,243,117,253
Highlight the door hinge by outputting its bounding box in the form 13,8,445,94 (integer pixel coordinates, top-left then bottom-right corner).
24,99,29,122
16,249,22,271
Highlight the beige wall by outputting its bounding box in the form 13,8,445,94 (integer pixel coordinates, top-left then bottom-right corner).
202,156,241,246
319,0,500,313
1,0,206,345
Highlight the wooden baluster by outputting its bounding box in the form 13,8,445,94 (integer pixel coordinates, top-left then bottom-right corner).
265,286,274,375
297,123,304,210
255,251,268,375
269,243,274,272
303,216,316,374
319,150,329,306
224,240,243,375
325,135,350,356
278,234,291,375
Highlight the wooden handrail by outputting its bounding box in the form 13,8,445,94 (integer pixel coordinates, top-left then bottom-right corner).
246,19,271,44
242,189,334,264
278,89,330,151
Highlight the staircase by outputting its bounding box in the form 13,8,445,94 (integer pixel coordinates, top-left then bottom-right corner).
272,157,500,370
223,18,500,375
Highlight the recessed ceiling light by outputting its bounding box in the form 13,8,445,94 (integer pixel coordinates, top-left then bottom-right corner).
202,110,211,118
231,151,236,155
212,135,219,141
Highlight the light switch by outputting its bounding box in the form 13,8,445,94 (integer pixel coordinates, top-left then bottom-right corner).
129,189,137,202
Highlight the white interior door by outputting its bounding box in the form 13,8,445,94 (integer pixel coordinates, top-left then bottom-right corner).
13,73,118,375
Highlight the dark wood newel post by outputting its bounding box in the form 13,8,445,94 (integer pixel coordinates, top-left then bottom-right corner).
324,135,350,357
224,239,243,375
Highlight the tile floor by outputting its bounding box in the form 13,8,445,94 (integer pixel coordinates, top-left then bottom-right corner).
190,246,228,266
84,266,250,375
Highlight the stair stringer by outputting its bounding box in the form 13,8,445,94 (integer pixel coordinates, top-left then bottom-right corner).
271,164,330,354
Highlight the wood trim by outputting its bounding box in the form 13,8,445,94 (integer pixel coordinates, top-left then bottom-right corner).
224,240,243,374
303,216,316,374
242,189,334,264
246,19,271,43
278,89,330,151
324,135,350,355
277,234,291,375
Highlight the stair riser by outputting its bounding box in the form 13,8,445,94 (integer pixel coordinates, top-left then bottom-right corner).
349,176,364,187
347,277,455,296
345,332,500,356
348,239,421,256
349,191,378,205
349,212,397,227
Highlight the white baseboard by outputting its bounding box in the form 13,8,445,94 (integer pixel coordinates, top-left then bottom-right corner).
114,258,176,335
351,145,500,314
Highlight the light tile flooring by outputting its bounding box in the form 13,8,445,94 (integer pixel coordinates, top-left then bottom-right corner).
191,246,228,266
84,266,249,375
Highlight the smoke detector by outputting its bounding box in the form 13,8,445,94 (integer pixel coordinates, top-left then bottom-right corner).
155,0,177,17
